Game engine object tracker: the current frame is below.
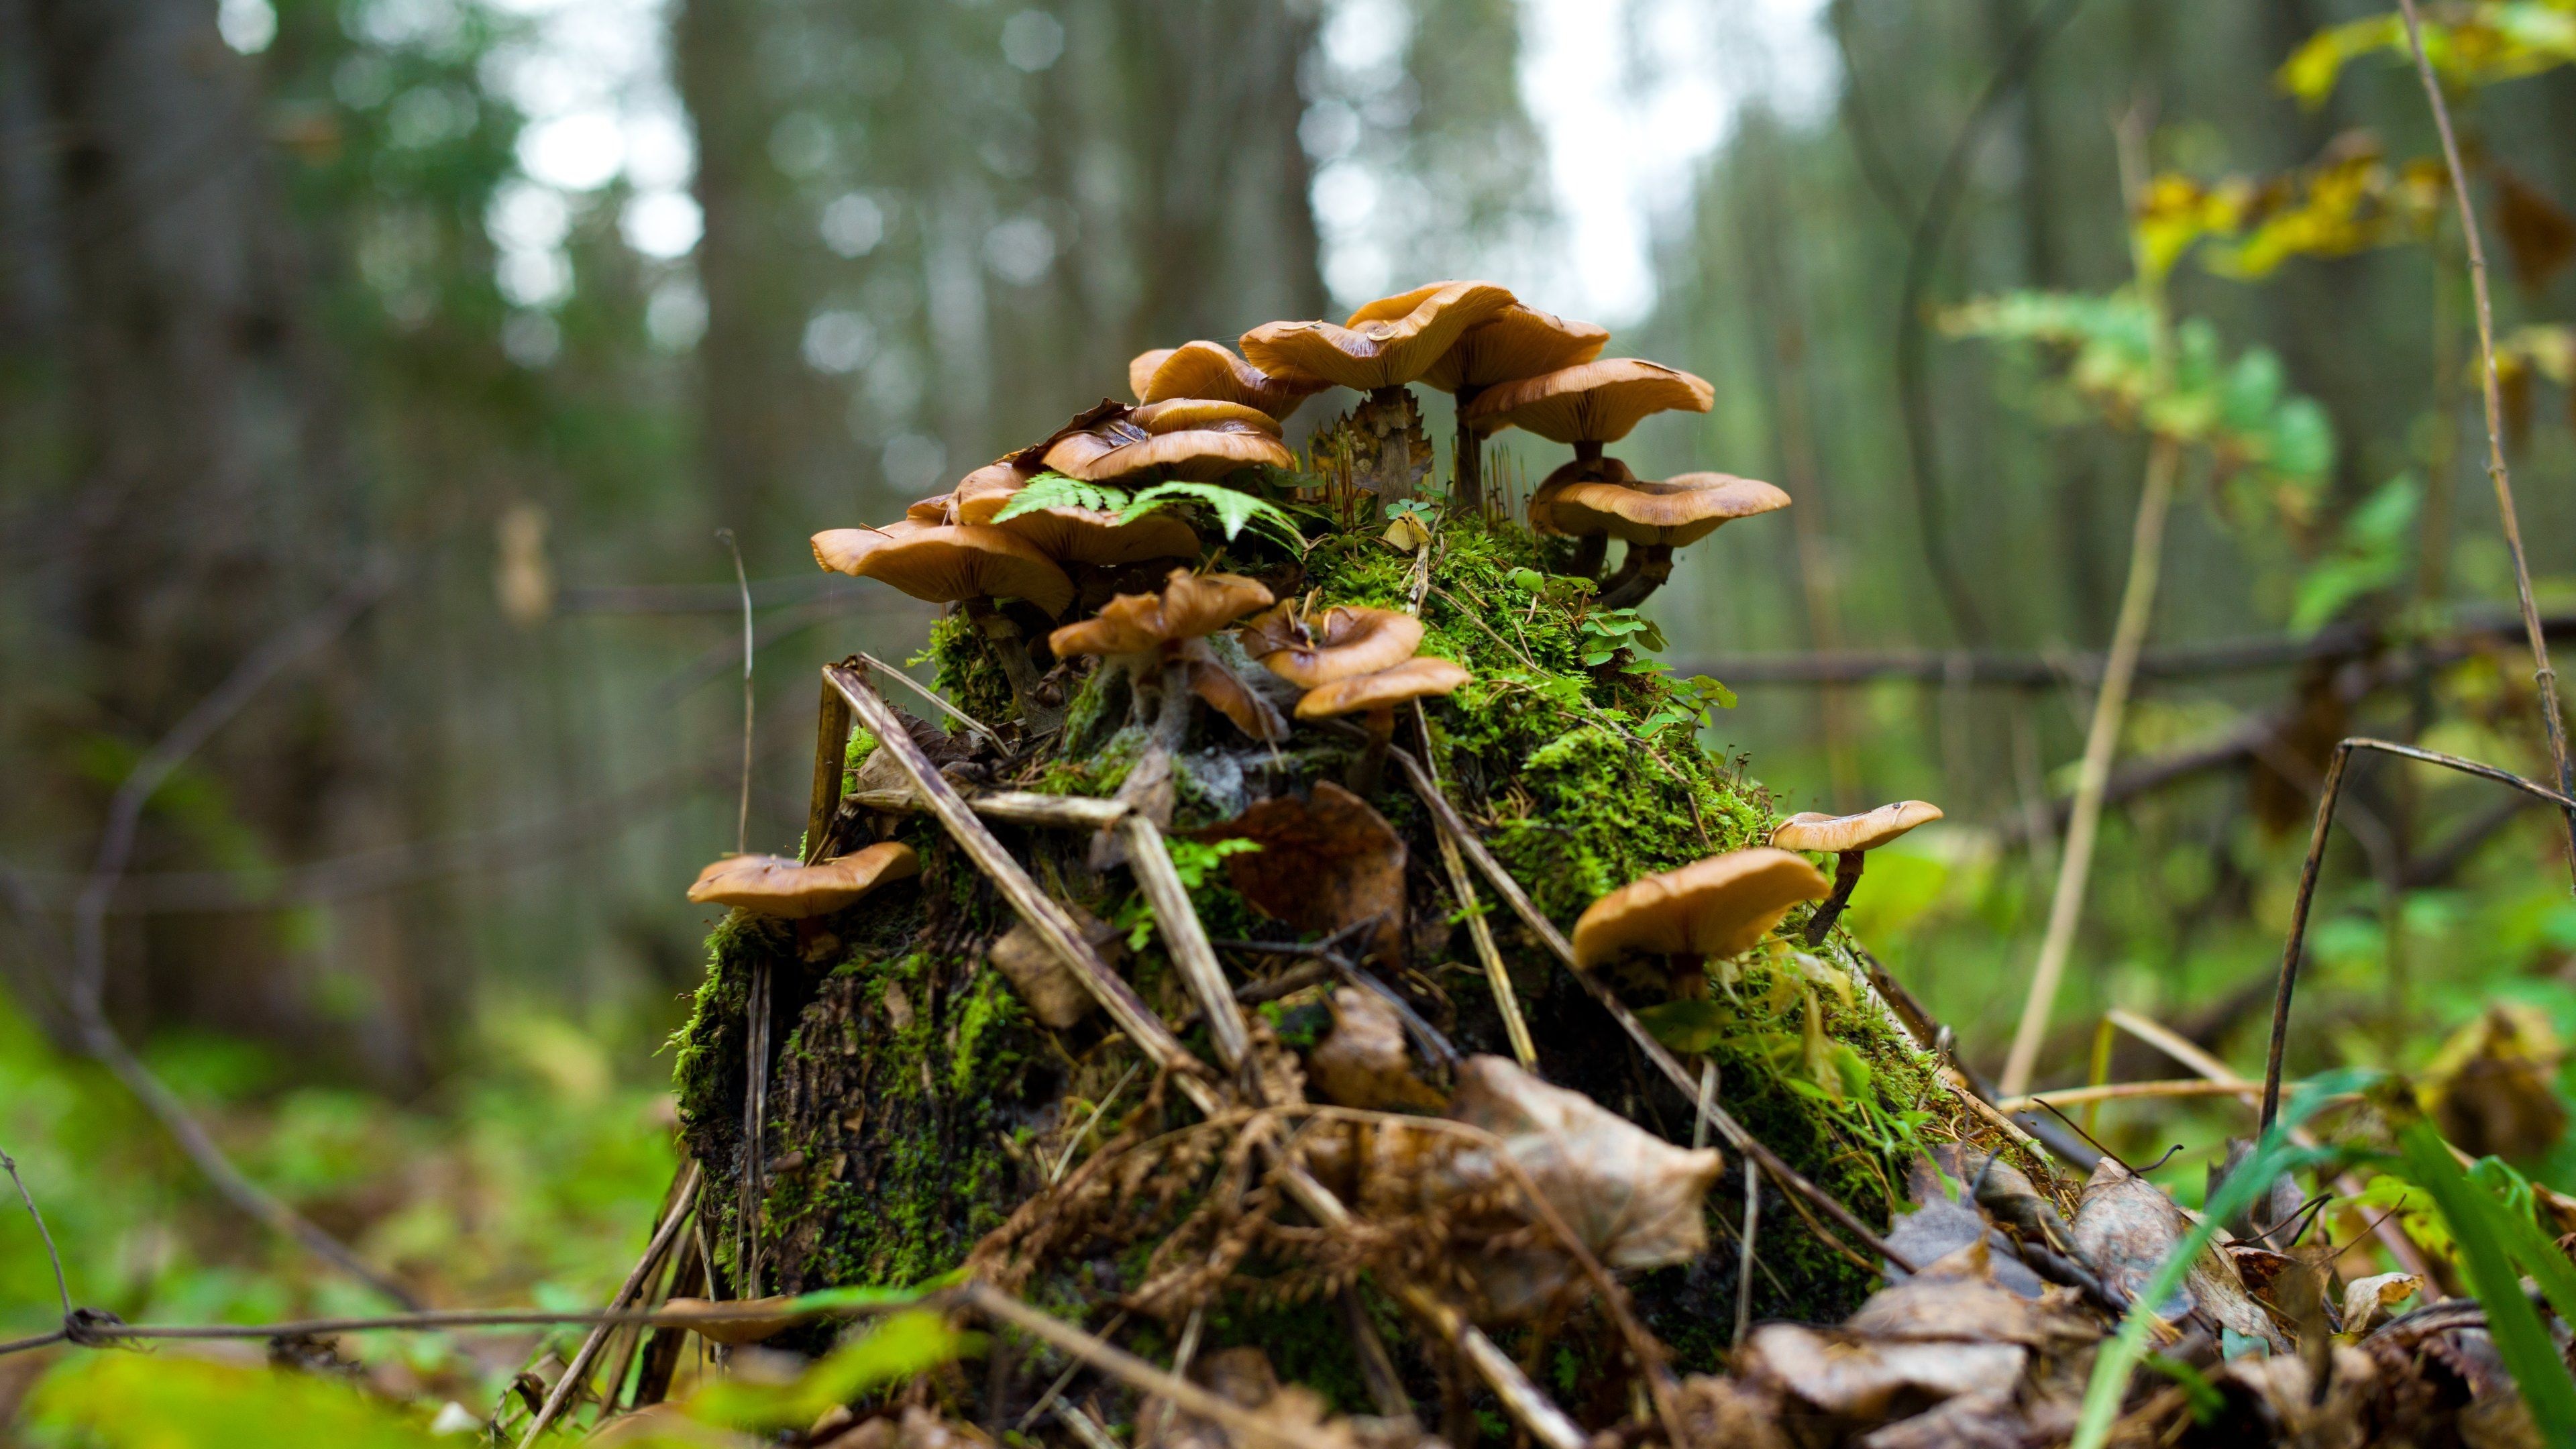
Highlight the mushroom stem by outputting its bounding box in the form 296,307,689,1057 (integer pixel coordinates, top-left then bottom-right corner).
1801,849,1866,946
1567,533,1609,582
1452,386,1485,513
1347,706,1397,795
1665,953,1708,1000
1572,439,1604,462
967,598,1066,732
1596,545,1675,610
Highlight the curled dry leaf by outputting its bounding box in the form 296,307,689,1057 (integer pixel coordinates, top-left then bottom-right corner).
2212,1346,2385,1449
1181,637,1289,741
2339,1272,2420,1338
1189,782,1406,965
2072,1159,2284,1351
1846,1239,2096,1351
1739,1325,2025,1423
1442,1054,1725,1318
1307,987,1445,1111
987,900,1123,1029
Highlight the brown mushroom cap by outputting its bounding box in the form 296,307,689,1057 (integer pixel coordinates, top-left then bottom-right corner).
1293,655,1472,719
1046,569,1277,658
1130,398,1283,435
1524,455,1640,536
1128,340,1330,419
1044,423,1294,484
905,493,957,525
1770,800,1945,855
810,518,935,574
687,841,922,918
1570,848,1829,965
818,523,1076,616
1461,358,1715,443
1407,304,1610,394
1547,473,1792,547
1240,603,1426,689
995,506,1201,568
1239,280,1517,392
953,460,1039,525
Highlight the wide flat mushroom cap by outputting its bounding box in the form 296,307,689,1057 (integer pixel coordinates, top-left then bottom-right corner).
1770,800,1945,855
1461,358,1715,443
1044,425,1293,484
1239,281,1516,391
953,460,1038,525
687,841,922,918
1048,569,1275,657
811,518,934,575
1417,305,1611,394
833,523,1076,616
995,506,1201,568
1130,398,1283,435
1294,655,1472,719
1548,474,1791,547
1241,604,1426,689
1525,455,1640,535
1571,847,1831,965
1130,341,1330,419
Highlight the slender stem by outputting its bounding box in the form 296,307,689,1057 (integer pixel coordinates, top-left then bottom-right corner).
804,678,853,864
2395,0,2576,890
1415,702,1535,1068
718,529,753,855
519,1163,701,1447
1801,851,1866,946
2000,432,2180,1097
1732,1156,1759,1348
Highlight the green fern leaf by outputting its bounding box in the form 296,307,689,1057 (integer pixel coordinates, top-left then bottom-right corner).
1118,480,1307,554
989,472,1129,522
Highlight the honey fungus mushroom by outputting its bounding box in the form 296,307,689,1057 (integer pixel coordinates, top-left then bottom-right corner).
1042,403,1294,484
1127,339,1330,421
1236,602,1424,689
1553,472,1793,609
687,841,922,918
808,521,1077,724
1401,302,1607,510
1292,653,1470,795
1770,800,1944,945
1048,568,1281,824
1572,848,1830,998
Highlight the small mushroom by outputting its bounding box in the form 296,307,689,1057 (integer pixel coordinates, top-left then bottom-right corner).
1238,602,1425,688
1293,653,1470,795
1043,413,1295,483
1239,281,1517,394
953,459,1040,525
1554,472,1792,609
808,522,1075,618
1523,454,1641,578
687,841,922,917
1128,340,1330,420
1570,848,1829,998
993,505,1201,569
1129,397,1285,435
1460,357,1713,462
1047,569,1279,825
1769,801,1943,946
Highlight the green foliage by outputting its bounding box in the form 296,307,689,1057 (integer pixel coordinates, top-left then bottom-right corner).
2291,474,2421,633
1943,289,2336,515
1114,838,1260,949
1576,606,1664,667
686,1309,977,1431
989,472,1307,553
27,1354,443,1448
2281,3,2576,106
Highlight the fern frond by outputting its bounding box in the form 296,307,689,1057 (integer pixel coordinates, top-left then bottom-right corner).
989,472,1131,522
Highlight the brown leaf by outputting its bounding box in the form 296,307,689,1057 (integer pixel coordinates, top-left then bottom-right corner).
1670,1375,1793,1449
659,1295,804,1346
1144,1346,1431,1449
1308,987,1444,1110
1739,1324,2025,1422
1442,1054,1725,1318
2216,1346,2383,1449
2496,168,2576,292
1191,783,1407,965
2339,1271,2421,1338
987,901,1122,1029
1181,641,1289,742
1846,1239,2097,1350
2072,1159,2284,1350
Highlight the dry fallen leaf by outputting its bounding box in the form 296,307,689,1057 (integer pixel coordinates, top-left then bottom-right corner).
1192,782,1407,965
2072,1159,2284,1350
987,901,1122,1029
659,1295,805,1346
2339,1271,2421,1338
1307,987,1445,1110
2426,1005,2566,1163
1739,1324,2025,1422
1441,1054,1725,1318
1845,1239,2096,1351
2497,168,2576,293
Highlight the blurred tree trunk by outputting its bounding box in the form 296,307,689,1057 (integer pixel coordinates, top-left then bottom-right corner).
22,0,437,1087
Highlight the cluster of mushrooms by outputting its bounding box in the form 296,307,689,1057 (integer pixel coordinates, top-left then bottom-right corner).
699,278,1955,1025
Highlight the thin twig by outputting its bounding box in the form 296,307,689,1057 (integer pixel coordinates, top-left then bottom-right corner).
717,529,753,855
856,651,1006,751
1389,747,1916,1274
1733,1156,1760,1349
2394,0,2576,889
518,1163,700,1446
1120,814,1252,1074
1,1142,70,1321
1998,1079,2255,1112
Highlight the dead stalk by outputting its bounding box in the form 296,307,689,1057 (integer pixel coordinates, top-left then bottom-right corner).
2395,0,2576,887
1414,702,1537,1068
519,1163,701,1446
1120,814,1252,1073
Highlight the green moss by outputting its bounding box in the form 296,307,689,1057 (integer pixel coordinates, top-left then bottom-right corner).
922,610,1019,726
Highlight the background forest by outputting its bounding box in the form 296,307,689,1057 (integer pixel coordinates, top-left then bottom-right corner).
4,0,2576,1432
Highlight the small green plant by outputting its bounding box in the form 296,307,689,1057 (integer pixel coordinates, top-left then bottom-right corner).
1113,837,1261,949
991,472,1307,554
